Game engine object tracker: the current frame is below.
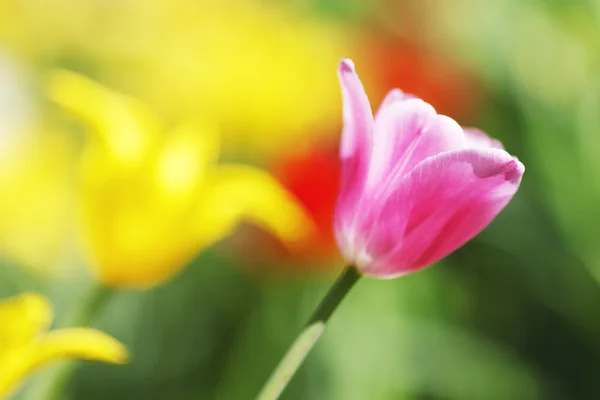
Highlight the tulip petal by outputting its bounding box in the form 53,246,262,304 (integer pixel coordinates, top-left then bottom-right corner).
47,69,160,165
363,148,524,277
376,89,406,113
193,164,314,250
82,121,218,289
336,60,374,221
368,100,466,187
31,328,129,364
464,128,505,150
0,328,127,398
0,293,52,352
156,121,220,199
338,59,373,166
374,89,420,119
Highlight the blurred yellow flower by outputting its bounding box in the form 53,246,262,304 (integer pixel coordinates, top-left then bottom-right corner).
0,54,77,274
0,292,127,399
47,70,313,288
0,133,77,274
0,0,367,157
105,0,353,156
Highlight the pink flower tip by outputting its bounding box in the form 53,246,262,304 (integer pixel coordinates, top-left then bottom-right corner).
334,59,525,279
339,59,356,74
503,159,525,184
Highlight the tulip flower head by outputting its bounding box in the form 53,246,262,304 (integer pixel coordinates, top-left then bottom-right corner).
47,70,312,289
335,60,524,278
0,293,127,398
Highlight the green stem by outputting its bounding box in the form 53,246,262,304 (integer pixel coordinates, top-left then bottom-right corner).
257,265,361,400
44,283,115,400
68,284,114,328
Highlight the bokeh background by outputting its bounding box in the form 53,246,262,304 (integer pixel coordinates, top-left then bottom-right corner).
2,0,600,399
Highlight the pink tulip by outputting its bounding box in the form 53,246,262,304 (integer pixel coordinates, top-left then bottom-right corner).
334,59,524,278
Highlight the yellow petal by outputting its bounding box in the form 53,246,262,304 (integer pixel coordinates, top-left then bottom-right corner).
30,328,128,364
155,121,220,199
193,164,314,250
78,121,222,289
46,69,160,165
0,328,128,398
94,164,314,288
0,293,52,354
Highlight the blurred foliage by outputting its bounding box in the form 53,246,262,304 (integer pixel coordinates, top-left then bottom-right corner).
1,0,600,399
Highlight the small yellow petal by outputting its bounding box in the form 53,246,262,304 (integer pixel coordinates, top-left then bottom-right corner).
0,293,52,352
194,164,314,250
32,328,129,365
0,328,127,398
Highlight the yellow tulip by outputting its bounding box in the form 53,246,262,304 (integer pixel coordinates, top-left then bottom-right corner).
0,292,127,399
47,70,313,289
